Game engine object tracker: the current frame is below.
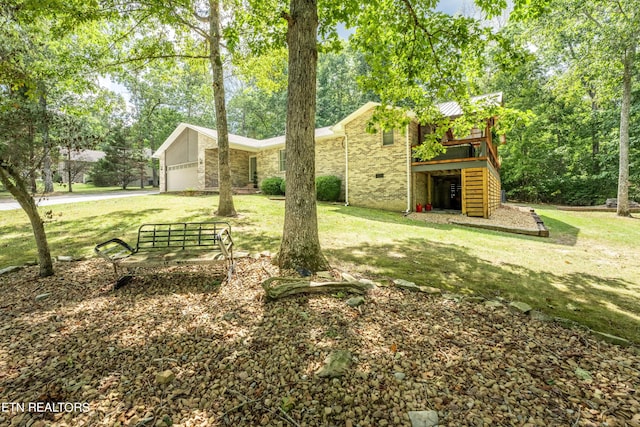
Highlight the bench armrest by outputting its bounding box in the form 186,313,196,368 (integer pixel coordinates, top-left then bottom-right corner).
94,238,135,263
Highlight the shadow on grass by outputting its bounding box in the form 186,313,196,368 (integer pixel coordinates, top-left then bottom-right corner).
326,238,639,343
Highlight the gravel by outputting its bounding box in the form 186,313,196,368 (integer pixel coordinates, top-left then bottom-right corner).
407,204,539,229
0,258,638,427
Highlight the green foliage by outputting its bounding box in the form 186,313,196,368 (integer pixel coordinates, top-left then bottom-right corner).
89,124,143,190
260,177,284,195
476,2,640,206
279,179,286,195
315,175,341,202
316,44,376,127
280,396,295,413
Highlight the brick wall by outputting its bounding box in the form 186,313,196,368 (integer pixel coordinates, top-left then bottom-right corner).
346,107,412,211
256,146,284,184
315,137,346,199
199,134,253,188
256,137,346,199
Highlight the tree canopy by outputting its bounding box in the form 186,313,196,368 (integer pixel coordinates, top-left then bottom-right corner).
2,0,638,275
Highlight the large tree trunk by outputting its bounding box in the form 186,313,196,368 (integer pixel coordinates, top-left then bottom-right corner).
277,0,329,273
209,0,236,217
0,164,54,277
39,93,54,194
616,44,633,217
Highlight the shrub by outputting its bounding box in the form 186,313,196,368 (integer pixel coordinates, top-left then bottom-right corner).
280,179,286,195
316,175,341,202
261,176,284,195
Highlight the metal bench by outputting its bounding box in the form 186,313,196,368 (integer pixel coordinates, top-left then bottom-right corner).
95,222,234,287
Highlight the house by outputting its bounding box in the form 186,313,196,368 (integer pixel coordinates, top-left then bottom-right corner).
153,93,503,218
57,148,106,184
58,148,155,187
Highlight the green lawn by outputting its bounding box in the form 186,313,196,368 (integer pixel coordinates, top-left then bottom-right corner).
0,183,139,199
1,194,639,343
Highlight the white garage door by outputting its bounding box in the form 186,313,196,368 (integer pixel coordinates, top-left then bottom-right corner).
167,162,198,191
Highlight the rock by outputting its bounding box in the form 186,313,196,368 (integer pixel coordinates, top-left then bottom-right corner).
408,410,439,427
346,296,365,307
35,293,50,302
341,273,358,283
260,250,271,257
509,301,532,314
57,255,75,262
575,367,592,381
590,331,631,346
358,278,377,287
393,372,406,381
530,310,552,322
394,279,440,294
156,370,175,385
315,350,352,378
317,271,333,279
418,286,441,294
606,198,640,208
233,251,250,258
0,266,22,275
393,278,417,289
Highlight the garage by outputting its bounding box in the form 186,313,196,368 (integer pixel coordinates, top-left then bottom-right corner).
166,161,198,191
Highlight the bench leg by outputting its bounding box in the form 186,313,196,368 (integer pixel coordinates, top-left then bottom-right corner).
114,275,133,289
110,262,135,290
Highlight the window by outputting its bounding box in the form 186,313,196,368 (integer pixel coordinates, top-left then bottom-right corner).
279,150,286,171
382,129,394,146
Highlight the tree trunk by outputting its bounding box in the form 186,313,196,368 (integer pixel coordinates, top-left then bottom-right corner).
209,0,236,217
278,0,329,273
262,277,371,300
67,152,73,193
0,164,54,277
29,137,37,193
616,44,633,217
39,93,54,193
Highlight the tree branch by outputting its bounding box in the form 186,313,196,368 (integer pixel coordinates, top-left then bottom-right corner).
104,54,210,70
398,0,457,94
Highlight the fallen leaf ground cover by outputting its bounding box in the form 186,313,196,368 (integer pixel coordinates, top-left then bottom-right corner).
0,258,638,427
1,194,639,343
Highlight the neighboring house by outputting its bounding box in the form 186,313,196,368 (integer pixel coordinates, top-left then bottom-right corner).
57,148,106,184
58,148,155,187
153,93,503,218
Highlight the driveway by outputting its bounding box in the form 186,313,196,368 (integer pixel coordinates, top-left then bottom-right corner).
0,189,159,211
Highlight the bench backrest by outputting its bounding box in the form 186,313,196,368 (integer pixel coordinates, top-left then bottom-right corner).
135,222,232,252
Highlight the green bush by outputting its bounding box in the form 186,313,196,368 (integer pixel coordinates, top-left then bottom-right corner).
316,175,341,201
261,176,284,195
280,179,286,195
